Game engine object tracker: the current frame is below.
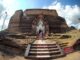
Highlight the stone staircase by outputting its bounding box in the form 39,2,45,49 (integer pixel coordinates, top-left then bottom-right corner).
24,40,65,59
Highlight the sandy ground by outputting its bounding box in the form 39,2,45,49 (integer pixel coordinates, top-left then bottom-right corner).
53,51,80,60
0,51,80,60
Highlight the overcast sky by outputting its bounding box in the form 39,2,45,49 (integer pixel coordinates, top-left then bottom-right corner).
0,0,80,30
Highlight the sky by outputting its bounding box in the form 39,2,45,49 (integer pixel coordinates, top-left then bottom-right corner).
0,0,80,30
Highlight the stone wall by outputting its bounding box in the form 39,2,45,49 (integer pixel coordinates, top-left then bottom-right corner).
7,9,69,34
8,10,23,33
24,9,58,16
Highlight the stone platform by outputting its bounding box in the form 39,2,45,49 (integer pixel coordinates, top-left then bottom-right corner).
33,40,56,44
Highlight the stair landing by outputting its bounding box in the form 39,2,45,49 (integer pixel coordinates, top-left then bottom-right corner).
33,40,56,44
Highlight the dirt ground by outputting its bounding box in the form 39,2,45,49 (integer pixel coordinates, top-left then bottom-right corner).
53,51,80,60
0,51,80,60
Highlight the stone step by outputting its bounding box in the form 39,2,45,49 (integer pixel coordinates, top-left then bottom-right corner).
31,45,57,47
31,46,57,48
33,40,56,44
27,54,64,59
32,44,57,46
29,51,61,55
30,48,59,51
28,55,51,59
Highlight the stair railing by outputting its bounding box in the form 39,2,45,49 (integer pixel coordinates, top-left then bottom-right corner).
24,43,31,57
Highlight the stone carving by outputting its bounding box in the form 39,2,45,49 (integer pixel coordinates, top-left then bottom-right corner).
32,14,49,39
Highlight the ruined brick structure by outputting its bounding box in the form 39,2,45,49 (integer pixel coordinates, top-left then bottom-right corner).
8,9,69,35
